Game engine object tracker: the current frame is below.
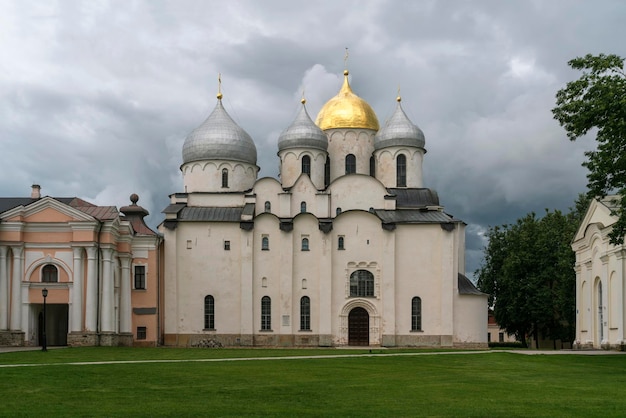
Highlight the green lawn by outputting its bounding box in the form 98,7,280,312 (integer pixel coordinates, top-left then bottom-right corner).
1,348,625,417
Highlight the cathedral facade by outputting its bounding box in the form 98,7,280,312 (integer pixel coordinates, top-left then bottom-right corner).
160,70,488,347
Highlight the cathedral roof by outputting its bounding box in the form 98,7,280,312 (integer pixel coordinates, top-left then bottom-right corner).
315,70,379,131
182,97,257,165
374,97,425,150
278,100,328,152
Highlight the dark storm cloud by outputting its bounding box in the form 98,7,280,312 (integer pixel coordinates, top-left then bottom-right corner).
2,0,626,278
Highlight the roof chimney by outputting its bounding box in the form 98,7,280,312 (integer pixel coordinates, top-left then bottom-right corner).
31,184,41,199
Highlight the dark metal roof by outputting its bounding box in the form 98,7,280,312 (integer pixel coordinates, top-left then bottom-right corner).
179,206,244,222
0,197,73,213
0,197,117,221
458,273,486,296
162,203,186,214
386,188,439,208
373,209,454,224
242,203,255,217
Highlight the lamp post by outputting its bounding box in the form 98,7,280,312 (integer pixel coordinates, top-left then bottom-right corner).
42,288,48,352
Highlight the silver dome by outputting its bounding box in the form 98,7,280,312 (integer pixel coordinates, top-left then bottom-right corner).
278,103,328,152
374,100,425,150
182,99,257,165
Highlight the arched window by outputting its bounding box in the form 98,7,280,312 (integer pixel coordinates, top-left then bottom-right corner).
345,154,356,174
411,297,422,331
324,157,331,187
222,168,229,188
396,154,407,187
336,207,342,216
261,236,269,251
261,296,271,330
300,201,307,213
204,295,215,329
264,201,271,212
301,238,309,251
42,264,58,283
349,270,374,297
338,236,345,250
302,155,311,176
370,156,376,177
300,296,311,330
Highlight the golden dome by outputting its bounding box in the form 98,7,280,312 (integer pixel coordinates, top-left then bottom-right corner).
315,71,379,131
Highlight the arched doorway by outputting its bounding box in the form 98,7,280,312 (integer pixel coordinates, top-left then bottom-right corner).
348,307,369,346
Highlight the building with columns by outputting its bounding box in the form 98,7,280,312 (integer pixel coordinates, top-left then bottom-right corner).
572,196,626,350
160,69,488,347
0,187,160,347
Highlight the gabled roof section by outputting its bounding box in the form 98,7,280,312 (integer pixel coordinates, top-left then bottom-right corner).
373,209,455,224
573,196,618,242
458,273,487,296
179,206,245,222
0,196,119,223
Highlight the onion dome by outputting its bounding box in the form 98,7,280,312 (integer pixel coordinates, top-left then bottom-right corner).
315,70,379,131
374,96,425,150
278,99,328,152
182,95,257,165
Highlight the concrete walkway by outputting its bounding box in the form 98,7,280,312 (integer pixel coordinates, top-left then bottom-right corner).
0,347,623,369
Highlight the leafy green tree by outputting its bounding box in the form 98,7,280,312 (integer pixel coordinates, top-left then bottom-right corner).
552,53,626,244
477,197,587,348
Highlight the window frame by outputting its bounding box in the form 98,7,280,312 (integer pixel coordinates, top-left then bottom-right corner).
261,236,270,251
396,154,407,187
42,264,58,283
136,326,147,340
300,201,307,213
261,296,272,331
300,296,311,331
349,270,375,297
345,154,356,174
411,296,422,331
204,295,215,330
301,237,310,251
222,168,229,188
338,236,345,250
133,265,146,290
301,155,311,176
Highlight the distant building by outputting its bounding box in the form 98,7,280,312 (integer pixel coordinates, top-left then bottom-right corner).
487,310,517,344
572,196,626,350
159,69,488,347
0,187,161,347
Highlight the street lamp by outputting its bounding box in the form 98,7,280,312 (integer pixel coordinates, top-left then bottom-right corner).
42,288,48,352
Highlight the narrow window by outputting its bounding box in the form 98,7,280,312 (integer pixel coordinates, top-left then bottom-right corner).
262,236,269,251
345,154,356,174
499,332,504,343
134,265,146,290
370,156,376,177
42,264,58,283
224,241,230,251
336,207,342,216
137,326,147,340
222,168,229,188
301,238,309,251
411,297,422,331
264,201,271,212
396,154,407,187
349,270,374,297
302,155,311,176
300,296,311,330
324,157,331,187
300,201,307,213
338,236,345,250
261,296,271,330
204,295,215,329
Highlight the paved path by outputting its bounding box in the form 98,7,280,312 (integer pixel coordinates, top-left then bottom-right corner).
0,348,623,369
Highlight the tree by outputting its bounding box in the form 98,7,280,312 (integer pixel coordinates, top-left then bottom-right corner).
552,53,626,244
477,197,586,348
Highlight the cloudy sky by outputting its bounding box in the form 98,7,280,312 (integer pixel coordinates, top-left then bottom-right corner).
2,0,625,277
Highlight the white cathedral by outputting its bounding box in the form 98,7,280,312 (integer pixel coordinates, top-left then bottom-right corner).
159,69,488,347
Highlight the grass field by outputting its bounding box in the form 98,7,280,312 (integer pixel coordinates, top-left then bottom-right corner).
1,348,625,417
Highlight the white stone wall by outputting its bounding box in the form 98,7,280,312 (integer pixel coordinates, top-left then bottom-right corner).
181,160,258,193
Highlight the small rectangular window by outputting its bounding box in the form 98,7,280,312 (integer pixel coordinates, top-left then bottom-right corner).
499,332,504,343
134,265,146,290
224,240,230,251
137,326,147,340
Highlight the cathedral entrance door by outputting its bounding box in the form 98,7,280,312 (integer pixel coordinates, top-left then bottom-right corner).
348,307,369,346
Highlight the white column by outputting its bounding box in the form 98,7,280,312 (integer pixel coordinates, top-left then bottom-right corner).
119,255,132,334
100,248,114,332
85,246,98,332
71,247,84,332
0,246,8,329
10,246,23,330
